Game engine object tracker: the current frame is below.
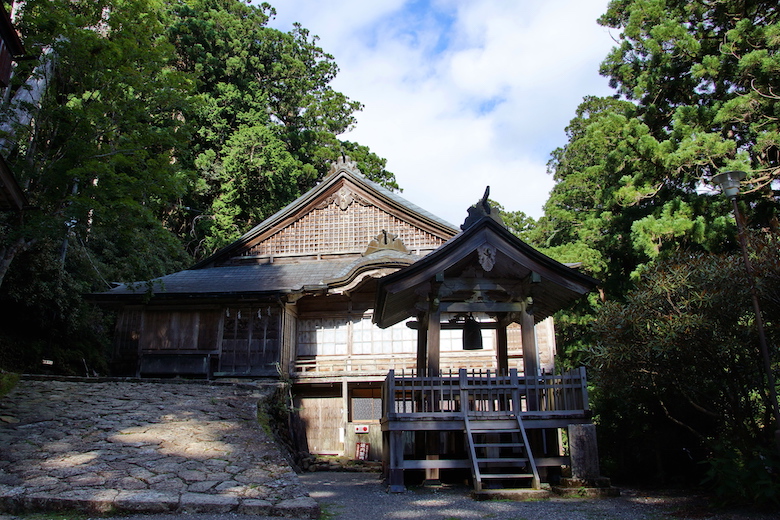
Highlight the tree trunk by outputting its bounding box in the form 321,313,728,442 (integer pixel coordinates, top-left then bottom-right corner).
0,45,56,150
0,235,36,287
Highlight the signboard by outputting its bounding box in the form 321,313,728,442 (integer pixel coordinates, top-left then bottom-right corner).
355,442,370,461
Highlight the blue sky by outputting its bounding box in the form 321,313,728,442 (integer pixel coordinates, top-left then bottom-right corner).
267,0,616,226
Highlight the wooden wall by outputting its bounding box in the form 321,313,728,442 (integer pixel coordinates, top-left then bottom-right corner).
294,394,344,455
111,304,284,377
140,310,221,352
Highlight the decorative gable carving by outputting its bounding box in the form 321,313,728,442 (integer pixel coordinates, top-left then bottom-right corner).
364,230,409,256
315,185,371,211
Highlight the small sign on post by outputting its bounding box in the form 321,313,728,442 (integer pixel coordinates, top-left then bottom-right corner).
355,442,370,461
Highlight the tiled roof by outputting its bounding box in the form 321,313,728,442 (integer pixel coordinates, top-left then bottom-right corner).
100,259,356,298
96,249,418,300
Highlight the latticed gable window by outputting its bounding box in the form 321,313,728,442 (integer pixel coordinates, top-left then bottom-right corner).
246,193,447,258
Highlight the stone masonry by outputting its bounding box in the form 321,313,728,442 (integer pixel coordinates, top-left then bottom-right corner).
0,378,318,517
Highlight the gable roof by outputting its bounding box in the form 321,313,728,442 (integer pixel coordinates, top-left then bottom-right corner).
194,161,457,269
374,214,600,327
93,161,458,302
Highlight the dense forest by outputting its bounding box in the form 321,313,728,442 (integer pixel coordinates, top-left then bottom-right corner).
0,0,778,505
0,0,395,372
534,0,780,505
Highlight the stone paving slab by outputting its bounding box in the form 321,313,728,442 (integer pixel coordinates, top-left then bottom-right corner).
0,378,318,518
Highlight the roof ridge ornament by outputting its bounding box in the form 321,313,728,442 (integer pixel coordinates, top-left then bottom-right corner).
327,153,363,178
461,186,505,230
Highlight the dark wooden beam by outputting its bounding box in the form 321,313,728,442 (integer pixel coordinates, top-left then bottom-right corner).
406,320,499,330
441,302,526,313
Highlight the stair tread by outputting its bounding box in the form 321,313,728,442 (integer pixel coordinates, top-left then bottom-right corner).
480,473,535,479
474,488,545,494
471,429,521,434
473,442,524,448
477,457,529,463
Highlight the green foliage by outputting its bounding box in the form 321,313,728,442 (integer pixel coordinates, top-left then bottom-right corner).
544,0,780,304
539,3,780,499
704,442,780,507
590,232,780,494
0,0,392,374
0,0,194,374
0,371,20,398
165,0,395,257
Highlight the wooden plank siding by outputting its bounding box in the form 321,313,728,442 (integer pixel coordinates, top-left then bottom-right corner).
111,306,283,377
295,395,344,455
111,308,143,374
218,306,281,376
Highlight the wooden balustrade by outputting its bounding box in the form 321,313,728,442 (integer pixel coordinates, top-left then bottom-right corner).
382,367,589,419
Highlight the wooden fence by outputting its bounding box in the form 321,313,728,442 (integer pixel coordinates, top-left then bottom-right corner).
382,367,589,419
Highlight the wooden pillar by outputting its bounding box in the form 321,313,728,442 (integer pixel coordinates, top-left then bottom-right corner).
424,305,441,483
521,310,539,412
414,313,428,466
416,311,428,375
521,310,538,378
426,307,441,377
496,315,509,375
342,379,349,455
387,430,405,492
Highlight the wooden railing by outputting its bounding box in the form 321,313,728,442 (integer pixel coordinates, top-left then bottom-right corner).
293,354,510,376
382,367,589,419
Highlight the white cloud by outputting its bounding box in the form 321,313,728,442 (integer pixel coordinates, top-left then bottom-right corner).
267,0,616,226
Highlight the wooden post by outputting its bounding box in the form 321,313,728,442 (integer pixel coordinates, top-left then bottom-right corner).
426,307,441,377
416,311,428,375
521,310,539,411
424,305,441,484
496,315,509,375
521,310,538,376
383,370,393,417
342,379,349,456
388,430,405,492
425,306,442,482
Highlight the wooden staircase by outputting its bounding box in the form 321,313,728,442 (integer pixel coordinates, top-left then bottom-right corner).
464,414,540,492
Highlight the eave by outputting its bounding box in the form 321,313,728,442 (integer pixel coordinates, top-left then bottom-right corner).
374,216,600,328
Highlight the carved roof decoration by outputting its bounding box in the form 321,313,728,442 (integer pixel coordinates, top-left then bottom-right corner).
326,154,362,178
364,230,409,256
461,186,504,230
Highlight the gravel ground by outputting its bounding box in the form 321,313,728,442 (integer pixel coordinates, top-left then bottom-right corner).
297,472,777,520
2,471,771,520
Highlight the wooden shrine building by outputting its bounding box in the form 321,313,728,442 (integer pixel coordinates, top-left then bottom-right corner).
373,193,601,492
93,158,604,493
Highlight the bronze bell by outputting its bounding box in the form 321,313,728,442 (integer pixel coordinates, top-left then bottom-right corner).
462,315,483,350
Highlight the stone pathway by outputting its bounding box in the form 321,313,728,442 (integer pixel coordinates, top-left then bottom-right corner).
0,378,318,518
